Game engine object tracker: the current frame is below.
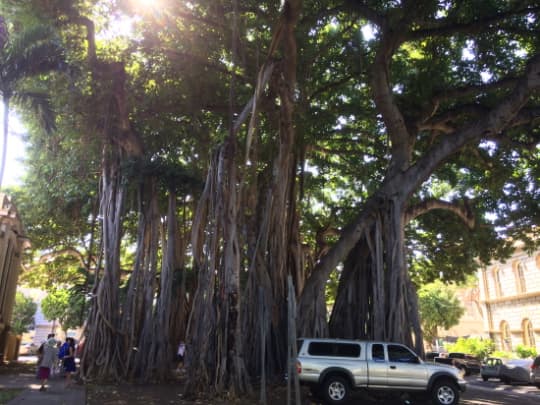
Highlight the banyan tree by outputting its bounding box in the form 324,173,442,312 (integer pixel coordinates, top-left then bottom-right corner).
7,0,540,399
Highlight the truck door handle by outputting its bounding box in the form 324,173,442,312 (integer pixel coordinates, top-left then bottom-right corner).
390,366,396,369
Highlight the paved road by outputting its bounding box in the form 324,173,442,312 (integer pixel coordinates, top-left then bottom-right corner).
463,375,540,404
0,357,85,405
305,375,540,404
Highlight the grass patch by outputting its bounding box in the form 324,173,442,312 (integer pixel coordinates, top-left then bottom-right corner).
0,388,23,404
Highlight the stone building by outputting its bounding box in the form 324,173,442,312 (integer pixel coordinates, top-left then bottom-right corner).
478,242,540,352
0,194,29,361
439,285,486,341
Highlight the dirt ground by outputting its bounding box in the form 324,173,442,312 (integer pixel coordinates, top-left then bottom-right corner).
85,371,310,405
1,361,420,405
0,362,312,405
86,382,304,405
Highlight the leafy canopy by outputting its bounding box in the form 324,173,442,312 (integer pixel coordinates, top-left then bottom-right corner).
11,292,37,335
418,281,465,345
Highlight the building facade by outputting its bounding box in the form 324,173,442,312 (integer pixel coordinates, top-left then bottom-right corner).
478,243,540,352
0,194,28,361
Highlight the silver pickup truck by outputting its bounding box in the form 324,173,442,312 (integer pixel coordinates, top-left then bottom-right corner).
296,338,466,405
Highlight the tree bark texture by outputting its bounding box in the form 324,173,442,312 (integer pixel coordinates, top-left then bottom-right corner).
80,144,125,381
185,0,303,395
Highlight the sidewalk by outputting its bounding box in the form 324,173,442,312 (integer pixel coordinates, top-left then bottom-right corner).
0,371,85,405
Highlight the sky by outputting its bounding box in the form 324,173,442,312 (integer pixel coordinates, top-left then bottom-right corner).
2,111,28,187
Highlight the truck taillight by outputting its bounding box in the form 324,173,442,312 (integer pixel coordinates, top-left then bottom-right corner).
296,361,302,374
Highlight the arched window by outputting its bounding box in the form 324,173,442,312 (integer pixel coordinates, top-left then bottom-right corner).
513,261,526,294
501,321,512,351
522,319,535,347
493,267,502,297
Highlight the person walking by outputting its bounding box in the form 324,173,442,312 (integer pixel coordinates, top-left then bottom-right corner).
176,341,186,371
37,337,58,392
62,337,77,387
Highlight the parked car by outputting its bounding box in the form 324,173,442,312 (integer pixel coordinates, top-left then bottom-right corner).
531,356,540,388
19,342,38,355
296,338,466,405
434,352,482,376
481,357,504,381
531,355,540,388
499,359,533,385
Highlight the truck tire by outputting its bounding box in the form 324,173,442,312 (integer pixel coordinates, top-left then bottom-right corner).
431,379,460,405
321,375,350,404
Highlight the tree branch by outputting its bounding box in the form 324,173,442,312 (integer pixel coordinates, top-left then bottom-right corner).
408,6,540,40
38,247,87,267
405,199,475,229
401,53,540,196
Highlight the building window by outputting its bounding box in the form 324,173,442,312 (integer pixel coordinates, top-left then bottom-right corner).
501,321,512,351
493,267,502,297
513,261,526,294
522,319,535,348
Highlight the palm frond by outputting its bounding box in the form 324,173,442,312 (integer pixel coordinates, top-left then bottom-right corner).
1,26,64,85
13,91,56,134
5,25,55,57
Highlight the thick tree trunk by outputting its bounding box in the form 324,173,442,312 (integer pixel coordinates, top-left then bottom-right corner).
241,0,303,380
185,0,303,394
80,145,125,381
322,196,425,351
125,180,160,380
143,190,178,381
305,195,411,342
169,196,189,354
184,143,250,396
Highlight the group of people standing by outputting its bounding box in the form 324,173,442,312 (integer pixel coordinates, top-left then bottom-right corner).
36,334,77,392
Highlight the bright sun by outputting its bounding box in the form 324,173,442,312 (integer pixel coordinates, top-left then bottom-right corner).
132,0,162,10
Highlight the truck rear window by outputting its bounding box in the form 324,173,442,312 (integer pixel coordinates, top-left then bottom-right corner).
307,342,361,357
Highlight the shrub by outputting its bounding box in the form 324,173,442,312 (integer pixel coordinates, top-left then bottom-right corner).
491,350,515,359
515,344,537,359
445,337,495,360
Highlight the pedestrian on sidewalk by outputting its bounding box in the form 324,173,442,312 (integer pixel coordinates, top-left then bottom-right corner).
37,337,58,392
62,337,77,388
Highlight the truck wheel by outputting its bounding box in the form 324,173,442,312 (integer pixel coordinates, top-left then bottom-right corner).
322,375,350,404
482,376,488,381
431,380,460,405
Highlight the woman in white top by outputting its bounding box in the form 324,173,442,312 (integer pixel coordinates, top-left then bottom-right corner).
37,338,58,392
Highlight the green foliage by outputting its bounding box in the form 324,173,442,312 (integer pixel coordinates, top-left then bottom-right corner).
445,337,495,360
515,344,537,359
11,292,37,335
418,281,465,344
325,267,341,307
491,350,516,359
41,288,86,333
18,253,88,291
